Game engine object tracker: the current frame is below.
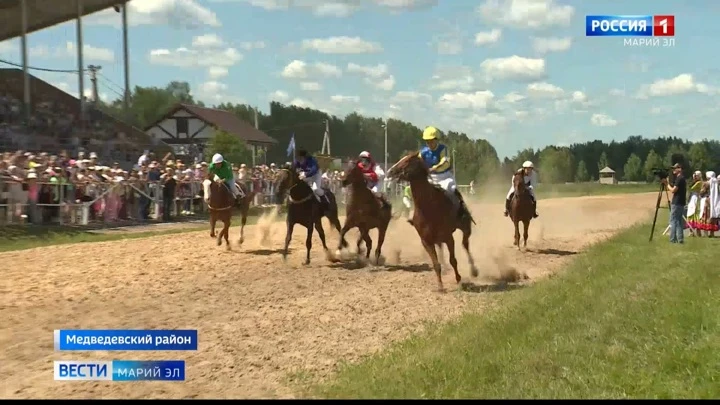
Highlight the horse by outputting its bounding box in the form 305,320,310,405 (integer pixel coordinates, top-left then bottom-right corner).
387,152,479,292
275,167,345,264
336,160,392,263
202,175,256,250
509,169,534,250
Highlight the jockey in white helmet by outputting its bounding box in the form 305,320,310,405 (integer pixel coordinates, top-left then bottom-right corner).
505,160,538,218
208,153,243,200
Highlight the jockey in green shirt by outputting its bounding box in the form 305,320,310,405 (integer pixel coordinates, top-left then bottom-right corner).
208,153,243,198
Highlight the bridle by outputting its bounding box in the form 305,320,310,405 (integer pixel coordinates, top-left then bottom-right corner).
207,180,235,211
278,168,314,204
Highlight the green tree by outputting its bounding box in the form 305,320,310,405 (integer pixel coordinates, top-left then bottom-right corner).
623,153,644,181
643,149,664,182
538,146,574,184
664,143,687,167
597,151,609,172
204,130,252,165
688,142,710,172
575,160,590,182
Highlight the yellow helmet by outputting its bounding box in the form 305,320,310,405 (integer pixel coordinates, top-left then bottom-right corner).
422,126,439,141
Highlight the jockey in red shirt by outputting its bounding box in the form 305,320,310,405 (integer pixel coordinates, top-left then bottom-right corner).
357,151,389,208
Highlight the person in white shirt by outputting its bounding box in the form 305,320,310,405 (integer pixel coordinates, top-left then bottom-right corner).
504,160,539,218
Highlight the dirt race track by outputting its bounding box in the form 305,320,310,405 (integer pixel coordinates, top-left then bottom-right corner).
0,193,656,399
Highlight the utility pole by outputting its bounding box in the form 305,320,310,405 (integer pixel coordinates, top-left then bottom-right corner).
321,119,331,155
252,106,259,167
87,65,101,104
383,120,388,172
452,148,456,175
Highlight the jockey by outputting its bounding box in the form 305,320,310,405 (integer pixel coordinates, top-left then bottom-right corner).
504,160,538,218
208,153,243,199
419,126,469,220
357,151,389,207
294,148,327,203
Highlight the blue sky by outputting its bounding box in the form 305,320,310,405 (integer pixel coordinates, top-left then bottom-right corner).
0,0,717,158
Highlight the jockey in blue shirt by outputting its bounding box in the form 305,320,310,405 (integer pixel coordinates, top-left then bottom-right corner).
293,148,327,203
418,126,470,220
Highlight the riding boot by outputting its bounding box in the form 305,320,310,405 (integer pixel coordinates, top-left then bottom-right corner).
504,198,511,217
454,190,467,220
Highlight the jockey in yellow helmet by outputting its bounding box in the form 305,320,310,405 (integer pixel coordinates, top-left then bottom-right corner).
418,126,470,220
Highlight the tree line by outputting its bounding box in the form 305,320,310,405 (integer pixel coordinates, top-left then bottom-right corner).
99,81,720,185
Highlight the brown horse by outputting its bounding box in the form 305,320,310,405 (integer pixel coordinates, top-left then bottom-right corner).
387,152,478,292
337,160,392,263
510,169,534,250
275,168,345,264
203,175,256,250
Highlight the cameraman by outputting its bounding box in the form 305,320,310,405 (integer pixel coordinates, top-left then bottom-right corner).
661,163,687,244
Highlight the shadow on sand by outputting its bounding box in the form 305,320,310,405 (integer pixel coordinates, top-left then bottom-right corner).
528,248,577,256
244,248,287,256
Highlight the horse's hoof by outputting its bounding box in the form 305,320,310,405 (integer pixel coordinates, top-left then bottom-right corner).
238,236,245,245
210,233,215,238
470,266,479,278
216,240,222,247
226,245,232,251
455,275,462,284
304,260,311,265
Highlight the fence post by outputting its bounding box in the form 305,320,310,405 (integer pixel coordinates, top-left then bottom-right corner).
81,202,89,225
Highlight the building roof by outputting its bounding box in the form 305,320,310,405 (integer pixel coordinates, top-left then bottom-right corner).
149,103,278,146
599,166,616,174
0,0,129,43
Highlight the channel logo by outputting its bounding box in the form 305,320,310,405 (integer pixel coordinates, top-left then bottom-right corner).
586,15,675,37
54,360,185,381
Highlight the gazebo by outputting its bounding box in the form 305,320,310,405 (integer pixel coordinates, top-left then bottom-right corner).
599,166,618,185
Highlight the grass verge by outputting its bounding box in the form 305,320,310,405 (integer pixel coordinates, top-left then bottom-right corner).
309,223,720,399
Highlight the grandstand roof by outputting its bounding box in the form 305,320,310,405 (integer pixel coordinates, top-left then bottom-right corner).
0,0,130,43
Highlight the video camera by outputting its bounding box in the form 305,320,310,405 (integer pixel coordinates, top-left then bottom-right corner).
651,167,670,180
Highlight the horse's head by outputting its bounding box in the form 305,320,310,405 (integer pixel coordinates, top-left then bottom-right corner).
342,159,365,187
274,167,297,200
387,151,428,182
513,169,527,194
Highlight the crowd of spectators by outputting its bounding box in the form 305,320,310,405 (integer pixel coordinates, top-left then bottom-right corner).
0,147,358,226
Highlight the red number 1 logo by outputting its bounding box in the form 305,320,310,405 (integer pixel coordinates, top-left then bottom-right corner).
653,15,675,36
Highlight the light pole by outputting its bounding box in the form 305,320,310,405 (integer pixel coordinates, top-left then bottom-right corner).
382,120,388,192
452,148,456,175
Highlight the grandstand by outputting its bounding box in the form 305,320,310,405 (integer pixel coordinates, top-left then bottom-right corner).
0,0,165,165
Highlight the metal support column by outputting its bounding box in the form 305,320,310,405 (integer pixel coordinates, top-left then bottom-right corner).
76,0,85,120
20,0,30,121
122,3,130,120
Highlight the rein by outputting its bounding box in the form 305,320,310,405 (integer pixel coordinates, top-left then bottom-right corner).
279,168,314,205
207,180,235,211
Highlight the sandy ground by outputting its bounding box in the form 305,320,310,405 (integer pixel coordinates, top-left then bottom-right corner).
0,193,656,399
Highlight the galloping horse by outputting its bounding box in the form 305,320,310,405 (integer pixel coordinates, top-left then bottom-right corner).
337,160,392,263
203,175,256,250
387,152,479,292
275,168,345,264
510,169,534,250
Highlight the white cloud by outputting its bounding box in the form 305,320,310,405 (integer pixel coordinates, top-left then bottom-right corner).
300,81,322,91
639,74,712,98
208,66,229,79
526,82,564,99
346,63,389,78
330,95,360,103
590,113,618,127
372,75,396,91
480,55,546,82
270,90,290,103
290,98,315,109
531,36,572,54
301,36,383,54
503,92,526,103
433,39,463,55
227,0,436,16
281,60,342,79
478,0,574,30
428,66,475,91
52,42,115,62
374,0,438,11
194,80,244,104
239,41,266,50
390,91,432,106
149,45,242,68
86,0,220,29
474,29,502,46
437,91,495,110
192,34,224,48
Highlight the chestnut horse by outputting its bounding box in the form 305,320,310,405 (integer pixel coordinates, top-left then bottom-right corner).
203,175,255,250
337,160,392,263
510,169,534,249
387,152,479,292
275,168,345,264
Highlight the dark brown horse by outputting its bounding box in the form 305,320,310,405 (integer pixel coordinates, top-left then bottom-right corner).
275,168,345,264
387,152,478,292
510,170,534,250
337,160,392,263
203,175,256,250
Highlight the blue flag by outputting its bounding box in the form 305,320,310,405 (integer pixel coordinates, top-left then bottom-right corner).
286,133,296,157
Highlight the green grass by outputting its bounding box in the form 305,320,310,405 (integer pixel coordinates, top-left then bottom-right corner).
309,223,720,399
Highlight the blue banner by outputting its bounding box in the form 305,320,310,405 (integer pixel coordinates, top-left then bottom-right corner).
585,15,653,37
54,329,198,351
54,360,185,381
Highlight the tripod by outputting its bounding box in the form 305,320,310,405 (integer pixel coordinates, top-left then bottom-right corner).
649,181,672,242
